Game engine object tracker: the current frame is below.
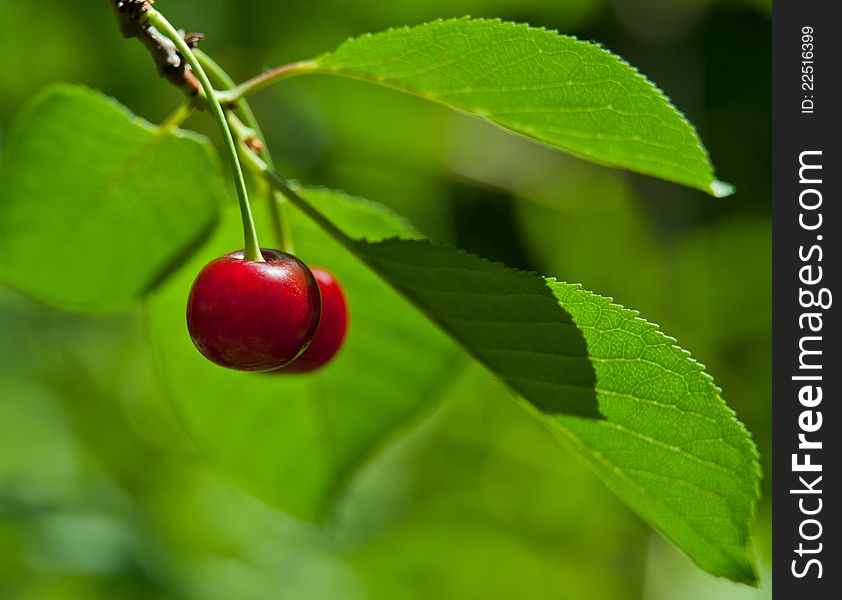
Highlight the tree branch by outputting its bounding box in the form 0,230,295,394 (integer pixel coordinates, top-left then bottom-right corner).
109,0,202,98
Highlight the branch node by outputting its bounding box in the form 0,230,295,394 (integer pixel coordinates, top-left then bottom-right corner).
110,0,202,98
185,33,206,48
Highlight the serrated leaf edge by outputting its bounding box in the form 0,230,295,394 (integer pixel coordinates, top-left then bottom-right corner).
314,17,732,196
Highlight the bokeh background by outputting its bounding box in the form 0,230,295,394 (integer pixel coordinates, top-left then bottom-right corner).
0,0,771,598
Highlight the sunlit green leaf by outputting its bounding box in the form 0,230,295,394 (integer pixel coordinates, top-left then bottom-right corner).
312,18,731,195
273,184,759,583
0,85,223,311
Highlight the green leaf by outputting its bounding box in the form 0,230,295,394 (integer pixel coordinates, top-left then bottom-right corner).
0,85,223,311
145,189,461,520
265,182,759,583
353,239,759,584
313,18,731,196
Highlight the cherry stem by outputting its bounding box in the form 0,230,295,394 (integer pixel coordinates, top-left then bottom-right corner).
145,8,263,262
194,49,295,255
158,101,194,131
241,147,354,255
215,61,318,105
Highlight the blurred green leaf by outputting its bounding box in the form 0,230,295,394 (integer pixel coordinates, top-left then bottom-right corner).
145,190,460,521
312,18,730,195
344,363,648,600
0,85,223,311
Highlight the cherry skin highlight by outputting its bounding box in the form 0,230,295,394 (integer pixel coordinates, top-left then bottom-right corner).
277,266,349,374
186,249,321,371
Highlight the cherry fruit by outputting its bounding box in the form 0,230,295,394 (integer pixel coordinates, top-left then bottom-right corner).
278,266,349,373
187,249,321,371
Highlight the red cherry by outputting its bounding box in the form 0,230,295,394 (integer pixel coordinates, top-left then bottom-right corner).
186,249,321,371
279,267,349,373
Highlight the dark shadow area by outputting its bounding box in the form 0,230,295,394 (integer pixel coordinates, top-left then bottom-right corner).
356,238,602,419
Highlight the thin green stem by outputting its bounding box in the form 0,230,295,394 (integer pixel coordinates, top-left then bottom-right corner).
269,172,351,251
225,111,258,145
215,61,319,104
245,151,355,255
145,9,263,261
158,101,194,132
195,49,295,254
193,50,262,146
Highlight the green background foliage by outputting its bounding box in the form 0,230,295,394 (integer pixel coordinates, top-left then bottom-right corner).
0,0,771,598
